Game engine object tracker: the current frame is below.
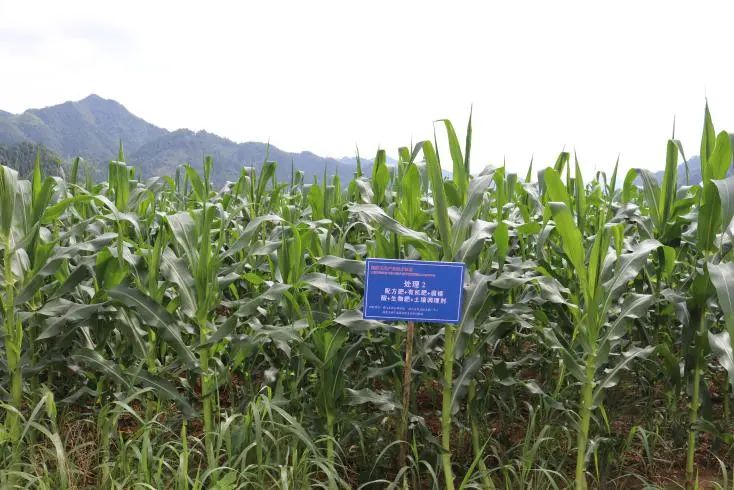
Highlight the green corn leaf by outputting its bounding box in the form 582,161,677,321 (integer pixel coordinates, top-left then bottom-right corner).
450,172,493,254
438,119,467,206
223,214,283,258
600,239,661,314
160,248,197,318
547,202,587,293
574,155,586,230
132,371,196,417
398,162,422,229
709,131,733,181
70,157,80,186
37,301,104,340
465,107,473,175
709,331,734,392
349,203,433,245
48,264,94,301
608,156,619,198
31,177,56,229
709,262,734,328
70,348,131,389
457,271,490,338
334,310,388,333
592,345,655,406
455,220,495,264
371,149,389,206
698,181,722,252
542,327,584,380
659,140,678,229
109,286,197,368
346,388,400,412
31,150,42,204
602,293,655,346
553,151,569,174
444,180,461,207
115,308,148,360
16,233,118,304
423,140,452,258
701,101,716,187
712,176,734,234
231,282,292,318
299,272,347,295
166,212,198,268
0,165,18,240
636,169,662,231
708,264,734,391
622,168,638,203
307,183,325,220
184,164,206,203
587,224,610,298
317,255,365,276
450,354,481,415
543,168,571,208
255,161,277,207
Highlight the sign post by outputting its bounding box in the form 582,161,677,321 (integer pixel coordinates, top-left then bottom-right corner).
399,319,415,468
363,258,465,468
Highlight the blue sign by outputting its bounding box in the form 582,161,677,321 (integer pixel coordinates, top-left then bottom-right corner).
363,259,465,323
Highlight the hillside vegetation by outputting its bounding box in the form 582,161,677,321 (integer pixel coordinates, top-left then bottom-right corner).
1,106,734,489
0,142,62,178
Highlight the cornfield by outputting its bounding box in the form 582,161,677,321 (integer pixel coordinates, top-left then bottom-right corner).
1,106,734,490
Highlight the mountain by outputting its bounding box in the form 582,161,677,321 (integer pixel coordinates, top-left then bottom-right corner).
0,95,165,162
130,128,356,183
0,95,374,183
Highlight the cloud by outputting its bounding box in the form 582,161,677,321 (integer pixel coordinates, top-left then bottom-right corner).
2,21,134,53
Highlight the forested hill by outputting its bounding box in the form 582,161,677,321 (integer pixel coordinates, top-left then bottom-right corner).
0,142,62,178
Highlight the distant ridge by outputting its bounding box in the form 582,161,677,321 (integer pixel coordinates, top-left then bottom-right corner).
0,95,379,183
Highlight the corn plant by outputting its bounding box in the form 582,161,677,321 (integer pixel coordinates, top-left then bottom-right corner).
542,168,660,489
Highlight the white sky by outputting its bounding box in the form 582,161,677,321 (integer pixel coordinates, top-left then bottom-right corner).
1,0,734,177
